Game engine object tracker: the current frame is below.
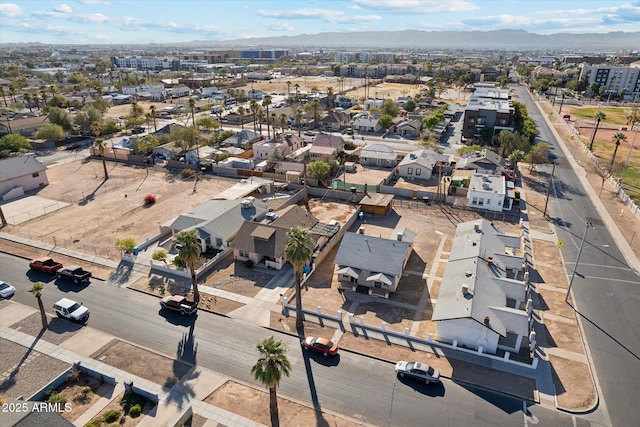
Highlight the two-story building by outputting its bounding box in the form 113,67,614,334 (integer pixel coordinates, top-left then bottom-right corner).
462,87,514,140
467,173,515,212
253,133,303,162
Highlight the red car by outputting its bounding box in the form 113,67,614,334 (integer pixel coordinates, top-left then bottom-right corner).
301,336,339,356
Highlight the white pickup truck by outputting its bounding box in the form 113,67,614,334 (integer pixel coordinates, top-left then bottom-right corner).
53,298,90,323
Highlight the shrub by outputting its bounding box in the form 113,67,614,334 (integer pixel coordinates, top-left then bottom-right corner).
115,238,137,254
180,168,196,179
103,409,121,423
74,386,93,404
129,403,142,418
85,419,102,427
45,389,67,405
144,194,156,205
244,259,254,268
120,392,146,415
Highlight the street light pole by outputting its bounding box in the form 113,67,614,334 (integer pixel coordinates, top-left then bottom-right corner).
543,161,557,217
566,222,593,303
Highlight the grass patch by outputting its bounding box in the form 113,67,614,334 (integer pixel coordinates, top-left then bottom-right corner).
571,107,629,125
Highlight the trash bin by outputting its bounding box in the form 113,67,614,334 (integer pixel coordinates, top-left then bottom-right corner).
133,247,139,256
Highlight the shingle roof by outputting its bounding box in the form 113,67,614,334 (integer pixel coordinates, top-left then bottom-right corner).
231,205,320,258
0,154,47,182
333,232,409,277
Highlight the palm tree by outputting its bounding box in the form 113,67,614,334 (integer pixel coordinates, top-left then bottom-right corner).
326,86,334,112
270,112,277,135
28,282,48,329
610,132,627,171
294,83,300,101
238,106,245,130
295,108,304,137
279,113,287,133
249,100,259,133
0,86,7,106
174,230,202,303
189,98,199,166
284,226,314,329
251,336,292,416
589,111,606,151
307,98,321,129
256,108,265,134
263,94,273,139
93,135,109,180
149,105,157,132
285,80,292,97
23,92,33,112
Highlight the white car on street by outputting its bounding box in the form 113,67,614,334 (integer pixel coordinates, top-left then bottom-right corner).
0,281,15,298
395,361,440,384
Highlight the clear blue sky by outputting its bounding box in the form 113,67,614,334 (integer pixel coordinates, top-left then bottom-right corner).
1,0,638,45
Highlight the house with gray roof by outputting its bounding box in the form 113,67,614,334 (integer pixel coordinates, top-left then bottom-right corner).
457,149,505,174
334,228,414,298
169,197,269,253
397,149,449,180
432,219,528,355
222,129,261,149
359,144,399,168
0,154,48,200
391,118,422,139
309,133,344,162
231,205,338,270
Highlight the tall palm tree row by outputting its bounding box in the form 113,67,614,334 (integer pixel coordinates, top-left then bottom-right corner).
28,282,48,330
284,226,314,329
174,230,202,303
251,336,292,417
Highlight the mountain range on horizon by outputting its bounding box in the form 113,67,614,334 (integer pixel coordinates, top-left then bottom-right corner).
2,29,638,51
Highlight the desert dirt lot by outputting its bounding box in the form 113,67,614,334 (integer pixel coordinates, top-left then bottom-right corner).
6,160,238,260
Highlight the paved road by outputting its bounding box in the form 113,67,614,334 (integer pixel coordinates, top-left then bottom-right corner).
0,252,584,427
514,84,640,427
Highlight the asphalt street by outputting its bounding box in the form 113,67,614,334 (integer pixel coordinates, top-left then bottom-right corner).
0,252,585,427
514,85,640,427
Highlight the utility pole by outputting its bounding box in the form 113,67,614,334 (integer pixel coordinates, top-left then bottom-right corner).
566,222,593,303
543,161,557,217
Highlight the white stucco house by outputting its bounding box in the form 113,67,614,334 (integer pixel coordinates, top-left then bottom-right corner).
353,115,381,133
0,154,49,200
396,149,449,180
432,219,529,355
467,173,514,212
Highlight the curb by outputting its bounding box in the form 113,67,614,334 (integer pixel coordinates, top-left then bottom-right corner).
0,249,110,282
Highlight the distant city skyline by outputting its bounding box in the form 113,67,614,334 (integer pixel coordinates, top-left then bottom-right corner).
1,0,639,45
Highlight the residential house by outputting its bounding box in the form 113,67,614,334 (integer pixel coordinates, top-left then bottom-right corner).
320,111,350,131
359,144,399,168
467,173,514,212
391,119,422,139
457,149,505,174
353,115,381,133
334,228,414,298
222,130,261,149
232,205,337,270
0,115,49,137
309,133,344,162
253,133,303,162
0,154,49,200
396,149,449,181
169,197,269,252
432,219,528,355
152,141,186,161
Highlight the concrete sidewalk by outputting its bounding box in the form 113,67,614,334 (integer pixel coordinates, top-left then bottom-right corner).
0,321,265,427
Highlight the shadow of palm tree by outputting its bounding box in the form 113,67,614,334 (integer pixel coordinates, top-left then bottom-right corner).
163,322,199,406
78,178,107,206
302,351,330,427
108,261,133,286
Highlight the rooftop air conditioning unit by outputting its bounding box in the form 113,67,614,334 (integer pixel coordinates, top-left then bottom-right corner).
461,285,470,295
